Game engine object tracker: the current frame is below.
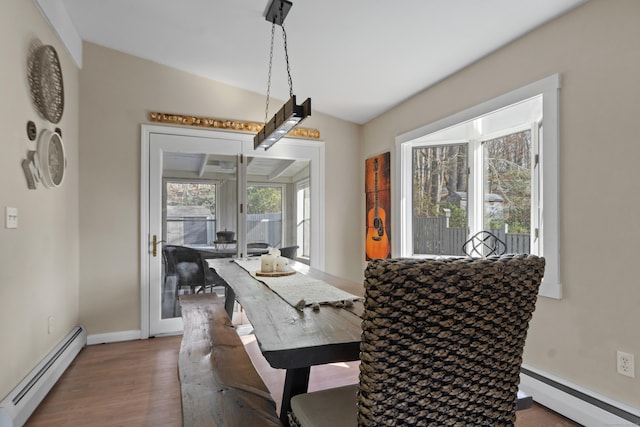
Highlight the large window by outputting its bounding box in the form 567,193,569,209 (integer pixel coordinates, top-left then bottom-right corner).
397,75,560,298
411,124,536,257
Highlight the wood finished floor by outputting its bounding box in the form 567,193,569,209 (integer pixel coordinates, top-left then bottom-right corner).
26,335,581,427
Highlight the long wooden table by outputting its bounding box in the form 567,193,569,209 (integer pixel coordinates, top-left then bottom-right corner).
207,259,364,426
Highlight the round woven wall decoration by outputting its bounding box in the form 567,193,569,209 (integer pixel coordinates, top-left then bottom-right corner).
29,45,64,124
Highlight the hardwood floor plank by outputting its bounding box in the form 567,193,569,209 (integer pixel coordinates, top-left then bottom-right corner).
26,336,183,427
26,334,580,426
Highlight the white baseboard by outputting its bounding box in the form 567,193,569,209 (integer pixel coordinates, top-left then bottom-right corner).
520,364,640,426
0,326,86,427
86,330,141,345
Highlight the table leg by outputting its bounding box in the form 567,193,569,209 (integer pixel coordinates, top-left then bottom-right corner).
224,285,235,319
516,389,533,410
280,367,310,427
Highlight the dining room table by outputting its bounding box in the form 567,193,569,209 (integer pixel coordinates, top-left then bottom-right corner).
206,258,533,426
207,258,364,426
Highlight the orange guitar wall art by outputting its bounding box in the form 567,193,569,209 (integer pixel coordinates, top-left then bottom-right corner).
366,154,390,260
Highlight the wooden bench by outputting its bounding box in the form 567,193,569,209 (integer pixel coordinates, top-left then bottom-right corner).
178,293,281,427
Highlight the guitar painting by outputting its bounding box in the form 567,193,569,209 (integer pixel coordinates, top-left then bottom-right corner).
366,153,390,260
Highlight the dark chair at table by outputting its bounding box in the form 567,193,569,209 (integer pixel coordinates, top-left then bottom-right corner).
289,254,545,426
247,242,271,256
163,245,228,317
279,245,299,260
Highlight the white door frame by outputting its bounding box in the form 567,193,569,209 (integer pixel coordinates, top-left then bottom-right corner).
140,124,325,338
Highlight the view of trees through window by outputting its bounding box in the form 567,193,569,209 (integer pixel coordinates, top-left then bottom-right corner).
412,129,532,256
483,130,531,235
247,186,282,214
413,144,468,228
166,182,216,212
401,82,560,295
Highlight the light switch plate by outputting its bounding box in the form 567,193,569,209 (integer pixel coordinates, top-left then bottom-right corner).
6,207,18,229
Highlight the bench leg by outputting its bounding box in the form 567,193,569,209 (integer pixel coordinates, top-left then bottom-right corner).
280,367,310,427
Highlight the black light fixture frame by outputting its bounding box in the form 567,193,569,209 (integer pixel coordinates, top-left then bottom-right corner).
254,95,311,150
254,0,311,150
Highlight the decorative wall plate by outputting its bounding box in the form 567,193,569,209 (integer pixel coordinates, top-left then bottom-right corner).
36,129,66,188
30,45,64,124
26,121,37,141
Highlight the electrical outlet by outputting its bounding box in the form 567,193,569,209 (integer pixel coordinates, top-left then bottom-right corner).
617,351,635,378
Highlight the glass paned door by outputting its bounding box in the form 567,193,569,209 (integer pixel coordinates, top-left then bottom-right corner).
245,155,310,258
144,128,324,336
149,133,239,335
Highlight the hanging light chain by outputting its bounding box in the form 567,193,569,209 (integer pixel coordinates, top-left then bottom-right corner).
264,20,276,125
263,1,296,125
281,22,294,98
255,1,311,150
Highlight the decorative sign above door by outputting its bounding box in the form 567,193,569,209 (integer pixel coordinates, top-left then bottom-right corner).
149,111,320,140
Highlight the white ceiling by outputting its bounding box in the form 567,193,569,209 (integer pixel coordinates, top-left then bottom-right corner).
60,0,586,124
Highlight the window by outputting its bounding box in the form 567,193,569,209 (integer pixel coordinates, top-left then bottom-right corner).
397,75,560,298
246,184,284,247
412,143,468,255
164,180,216,245
296,179,311,260
482,128,534,253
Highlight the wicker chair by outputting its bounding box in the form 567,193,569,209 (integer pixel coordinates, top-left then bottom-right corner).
279,245,299,260
290,254,545,426
163,245,228,317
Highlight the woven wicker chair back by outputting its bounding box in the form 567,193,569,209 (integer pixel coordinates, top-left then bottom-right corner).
358,254,545,426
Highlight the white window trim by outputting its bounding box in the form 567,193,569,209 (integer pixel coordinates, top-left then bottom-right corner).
395,74,561,299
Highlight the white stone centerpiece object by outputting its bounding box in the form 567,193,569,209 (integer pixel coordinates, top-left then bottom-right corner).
261,247,283,273
275,256,289,272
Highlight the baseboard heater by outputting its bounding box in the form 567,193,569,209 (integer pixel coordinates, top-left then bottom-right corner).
0,325,86,427
520,365,640,426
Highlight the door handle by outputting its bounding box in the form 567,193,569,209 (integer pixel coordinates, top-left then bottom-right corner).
152,234,165,257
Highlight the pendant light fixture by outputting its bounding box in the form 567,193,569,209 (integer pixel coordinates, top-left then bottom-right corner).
254,0,311,150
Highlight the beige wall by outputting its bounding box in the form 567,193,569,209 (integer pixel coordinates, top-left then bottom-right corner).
78,43,361,335
0,0,80,399
362,0,640,408
5,0,637,415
